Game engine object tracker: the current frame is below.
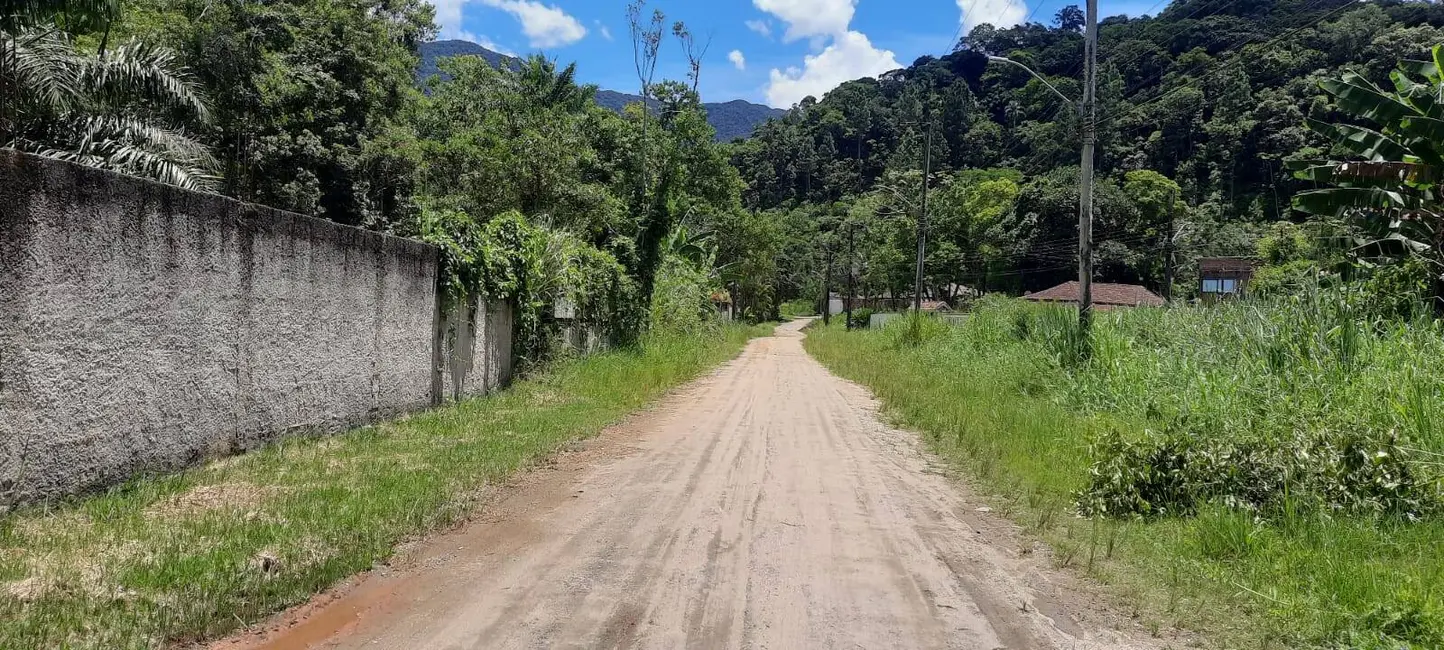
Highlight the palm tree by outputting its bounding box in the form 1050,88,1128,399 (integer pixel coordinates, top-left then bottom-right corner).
511,55,596,114
1291,45,1444,310
2,1,216,190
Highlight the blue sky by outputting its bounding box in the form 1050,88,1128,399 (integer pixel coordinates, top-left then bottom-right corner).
434,0,1166,108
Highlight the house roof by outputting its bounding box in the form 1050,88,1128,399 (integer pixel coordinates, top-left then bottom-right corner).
1199,257,1259,273
1024,281,1164,307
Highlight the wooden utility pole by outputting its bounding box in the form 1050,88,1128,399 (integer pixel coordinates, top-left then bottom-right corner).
820,236,833,326
845,222,857,329
913,118,933,312
1077,0,1098,332
1163,188,1177,303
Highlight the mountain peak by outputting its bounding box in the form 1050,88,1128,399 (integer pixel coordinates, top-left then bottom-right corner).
417,40,783,141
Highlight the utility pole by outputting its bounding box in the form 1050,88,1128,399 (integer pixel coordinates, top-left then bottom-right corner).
1163,188,1177,303
845,222,857,329
820,235,833,326
913,116,933,312
1078,0,1098,332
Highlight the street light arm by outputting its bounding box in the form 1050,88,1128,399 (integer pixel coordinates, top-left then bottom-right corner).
986,55,1076,110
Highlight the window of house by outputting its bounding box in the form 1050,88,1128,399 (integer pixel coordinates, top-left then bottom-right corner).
1202,279,1220,293
1222,279,1237,293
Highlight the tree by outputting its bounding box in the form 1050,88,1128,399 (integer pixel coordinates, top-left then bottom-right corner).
1055,6,1086,32
115,0,436,225
2,0,215,189
1290,45,1444,309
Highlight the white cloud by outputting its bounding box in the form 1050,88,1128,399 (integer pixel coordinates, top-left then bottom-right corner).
752,0,855,42
729,50,747,71
745,19,772,38
475,34,517,56
956,0,1027,33
766,31,899,107
439,27,518,56
479,0,587,48
431,0,469,39
598,23,613,41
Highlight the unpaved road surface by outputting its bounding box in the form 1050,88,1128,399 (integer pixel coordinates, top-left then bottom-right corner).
223,320,1157,650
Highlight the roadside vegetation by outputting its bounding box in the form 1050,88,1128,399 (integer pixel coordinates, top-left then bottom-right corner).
0,321,770,650
805,299,1444,649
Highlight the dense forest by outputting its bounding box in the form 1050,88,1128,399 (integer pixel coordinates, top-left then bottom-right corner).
731,0,1444,304
2,0,779,366
4,0,1443,324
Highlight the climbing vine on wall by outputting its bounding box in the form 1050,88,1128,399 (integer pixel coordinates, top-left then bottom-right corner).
419,208,644,372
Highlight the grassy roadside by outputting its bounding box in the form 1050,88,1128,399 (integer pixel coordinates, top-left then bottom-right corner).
0,323,771,649
803,309,1444,649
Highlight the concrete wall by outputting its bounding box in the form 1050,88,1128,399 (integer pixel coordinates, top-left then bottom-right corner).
0,152,455,505
439,297,514,402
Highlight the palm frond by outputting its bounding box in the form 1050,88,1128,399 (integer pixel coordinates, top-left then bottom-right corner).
1,0,118,32
23,114,219,191
82,38,209,120
1,28,82,119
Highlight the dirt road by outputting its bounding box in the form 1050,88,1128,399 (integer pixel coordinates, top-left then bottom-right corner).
226,320,1154,650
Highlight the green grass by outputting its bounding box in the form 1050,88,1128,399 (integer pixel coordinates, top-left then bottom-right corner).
779,298,817,319
0,323,771,649
803,303,1444,649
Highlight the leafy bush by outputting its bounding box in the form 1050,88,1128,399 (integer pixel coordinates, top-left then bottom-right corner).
1078,426,1439,519
848,308,875,329
1356,257,1432,322
779,298,816,318
419,208,642,370
649,253,720,337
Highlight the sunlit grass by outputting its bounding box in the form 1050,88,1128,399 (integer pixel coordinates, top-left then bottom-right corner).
0,323,771,649
804,304,1444,649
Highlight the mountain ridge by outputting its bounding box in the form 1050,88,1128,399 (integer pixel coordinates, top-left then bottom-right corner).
418,40,784,142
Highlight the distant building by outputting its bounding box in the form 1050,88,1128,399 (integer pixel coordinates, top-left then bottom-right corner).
711,290,733,321
1024,281,1165,310
1198,257,1257,303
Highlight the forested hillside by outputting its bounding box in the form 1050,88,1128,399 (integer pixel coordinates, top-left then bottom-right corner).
594,91,786,141
416,41,784,141
731,0,1444,299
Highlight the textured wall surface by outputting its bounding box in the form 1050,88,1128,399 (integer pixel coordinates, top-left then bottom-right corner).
0,152,442,504
440,298,514,402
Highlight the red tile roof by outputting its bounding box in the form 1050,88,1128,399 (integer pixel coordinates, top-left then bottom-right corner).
1023,281,1164,308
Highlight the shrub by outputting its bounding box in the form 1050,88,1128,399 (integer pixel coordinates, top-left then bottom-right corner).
848,308,875,329
649,253,719,337
1078,425,1440,520
779,299,816,318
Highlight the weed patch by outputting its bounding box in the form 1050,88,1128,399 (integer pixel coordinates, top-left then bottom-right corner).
805,298,1444,648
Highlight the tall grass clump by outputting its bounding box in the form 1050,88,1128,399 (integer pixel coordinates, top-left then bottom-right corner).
1064,291,1444,520
805,293,1444,648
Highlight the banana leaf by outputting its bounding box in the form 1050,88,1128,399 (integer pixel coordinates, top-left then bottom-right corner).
1293,187,1412,218
1321,73,1420,130
1304,118,1409,162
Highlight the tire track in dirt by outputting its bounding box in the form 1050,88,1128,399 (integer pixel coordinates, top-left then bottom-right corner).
215,320,1161,650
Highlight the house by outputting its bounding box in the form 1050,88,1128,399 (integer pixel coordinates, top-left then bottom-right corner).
1023,281,1165,310
1198,257,1257,303
710,290,733,321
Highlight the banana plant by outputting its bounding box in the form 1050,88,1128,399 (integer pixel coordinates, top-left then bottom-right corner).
1289,45,1444,307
